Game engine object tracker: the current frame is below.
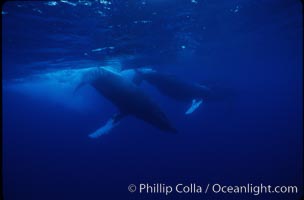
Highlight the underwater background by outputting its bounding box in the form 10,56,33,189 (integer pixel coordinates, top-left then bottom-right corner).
2,0,303,200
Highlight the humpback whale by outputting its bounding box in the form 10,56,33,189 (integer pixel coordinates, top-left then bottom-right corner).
77,67,177,138
134,68,211,114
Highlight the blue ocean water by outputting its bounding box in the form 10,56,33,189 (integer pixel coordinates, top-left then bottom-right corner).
2,0,303,200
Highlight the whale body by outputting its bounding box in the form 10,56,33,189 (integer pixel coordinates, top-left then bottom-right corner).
132,68,235,114
132,68,212,114
78,67,177,137
135,69,211,101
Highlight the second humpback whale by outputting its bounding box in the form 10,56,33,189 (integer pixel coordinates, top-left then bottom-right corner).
76,67,177,138
131,68,211,114
111,67,234,115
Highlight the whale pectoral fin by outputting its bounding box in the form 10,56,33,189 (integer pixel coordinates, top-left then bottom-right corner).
185,99,203,115
88,113,125,139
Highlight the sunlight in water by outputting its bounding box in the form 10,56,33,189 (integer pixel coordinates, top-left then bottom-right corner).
3,67,106,112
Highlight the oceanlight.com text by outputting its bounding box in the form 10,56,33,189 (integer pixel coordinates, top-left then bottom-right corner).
128,183,299,196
